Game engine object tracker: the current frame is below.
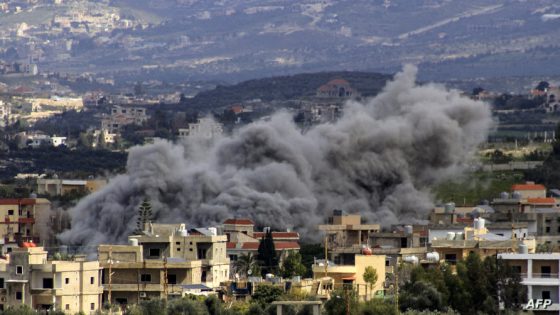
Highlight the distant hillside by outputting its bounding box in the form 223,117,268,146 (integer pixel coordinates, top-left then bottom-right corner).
185,71,392,109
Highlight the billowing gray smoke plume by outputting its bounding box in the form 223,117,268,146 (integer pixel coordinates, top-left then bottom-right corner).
58,65,492,247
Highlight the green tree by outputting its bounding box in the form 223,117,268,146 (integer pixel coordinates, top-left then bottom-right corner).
299,243,324,278
361,298,398,315
252,283,284,305
235,252,260,279
281,252,307,279
257,229,279,277
363,266,378,300
166,297,209,315
136,198,153,234
323,288,359,315
400,280,444,312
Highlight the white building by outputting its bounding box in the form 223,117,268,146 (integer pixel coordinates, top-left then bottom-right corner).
51,136,67,147
92,129,116,147
27,135,66,148
499,252,560,313
178,118,223,139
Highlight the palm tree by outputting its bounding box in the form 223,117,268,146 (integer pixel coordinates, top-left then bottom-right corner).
234,253,259,279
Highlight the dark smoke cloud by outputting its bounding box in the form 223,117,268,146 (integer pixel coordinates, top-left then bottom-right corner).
58,65,492,247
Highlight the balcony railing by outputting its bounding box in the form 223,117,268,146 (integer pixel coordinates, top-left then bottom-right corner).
531,273,559,279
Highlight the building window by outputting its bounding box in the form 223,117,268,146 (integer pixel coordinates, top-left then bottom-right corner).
91,303,95,310
140,274,151,282
176,242,180,245
0,278,4,288
16,266,23,274
177,248,181,251
197,248,207,259
65,304,69,310
167,274,177,284
149,248,160,257
15,292,22,300
43,278,53,289
546,226,551,233
542,291,551,300
18,209,22,216
7,210,13,215
65,278,69,284
90,277,95,285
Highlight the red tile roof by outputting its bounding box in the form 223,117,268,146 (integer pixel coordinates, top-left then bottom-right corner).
512,184,546,191
223,218,254,225
226,242,236,249
327,79,350,86
241,242,259,250
0,199,36,205
252,232,299,239
274,241,300,250
527,197,556,204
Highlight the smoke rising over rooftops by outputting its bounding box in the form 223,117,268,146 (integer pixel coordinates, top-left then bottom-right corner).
58,65,492,248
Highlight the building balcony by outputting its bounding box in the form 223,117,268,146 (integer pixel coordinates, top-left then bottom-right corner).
522,273,560,286
104,283,163,292
18,218,34,224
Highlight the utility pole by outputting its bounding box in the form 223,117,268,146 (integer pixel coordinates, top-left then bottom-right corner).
324,235,328,277
108,246,113,313
163,256,168,299
395,260,399,315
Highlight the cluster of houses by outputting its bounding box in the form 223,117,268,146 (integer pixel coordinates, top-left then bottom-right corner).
0,181,555,313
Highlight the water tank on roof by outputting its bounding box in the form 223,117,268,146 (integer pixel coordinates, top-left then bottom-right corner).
333,209,343,216
426,252,440,262
500,192,509,199
361,245,373,255
512,192,522,200
518,244,528,254
474,218,486,230
455,232,464,240
444,202,455,213
129,239,138,246
447,232,456,240
179,229,188,237
29,193,37,199
208,227,218,236
480,200,490,206
404,225,413,235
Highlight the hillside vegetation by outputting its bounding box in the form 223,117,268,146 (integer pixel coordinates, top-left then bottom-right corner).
184,71,392,109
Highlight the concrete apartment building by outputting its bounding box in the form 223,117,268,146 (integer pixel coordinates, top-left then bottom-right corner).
431,218,536,264
37,178,108,196
101,105,149,134
499,252,560,314
0,246,103,313
178,117,224,139
312,254,386,301
97,223,230,306
0,198,51,254
128,223,230,289
318,210,429,267
489,182,560,249
98,243,203,306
